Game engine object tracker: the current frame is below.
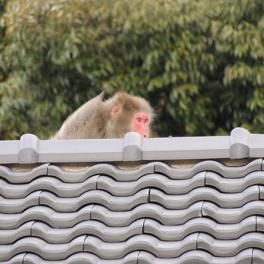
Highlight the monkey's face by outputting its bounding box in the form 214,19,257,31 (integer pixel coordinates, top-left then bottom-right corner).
130,112,150,137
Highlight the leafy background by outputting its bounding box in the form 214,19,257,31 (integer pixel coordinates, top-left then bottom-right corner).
0,0,264,139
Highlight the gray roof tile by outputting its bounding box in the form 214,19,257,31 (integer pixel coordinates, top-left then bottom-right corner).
144,217,257,240
154,159,262,179
0,131,264,263
138,250,253,264
91,202,203,226
150,186,260,209
202,200,264,223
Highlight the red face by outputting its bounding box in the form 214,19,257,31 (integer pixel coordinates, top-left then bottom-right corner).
131,112,149,137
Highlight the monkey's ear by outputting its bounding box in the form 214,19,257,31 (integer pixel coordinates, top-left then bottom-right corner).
111,103,122,116
98,91,105,101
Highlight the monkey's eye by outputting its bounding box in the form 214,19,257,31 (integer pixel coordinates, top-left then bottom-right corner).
136,117,142,123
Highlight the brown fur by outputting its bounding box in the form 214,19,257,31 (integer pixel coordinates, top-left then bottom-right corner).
53,92,153,139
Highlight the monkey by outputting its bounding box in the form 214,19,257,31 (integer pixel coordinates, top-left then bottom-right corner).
53,92,153,139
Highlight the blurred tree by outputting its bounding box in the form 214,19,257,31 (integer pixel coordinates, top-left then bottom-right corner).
211,0,264,133
0,0,264,139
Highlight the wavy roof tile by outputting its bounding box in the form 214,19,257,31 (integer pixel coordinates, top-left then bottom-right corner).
0,128,264,263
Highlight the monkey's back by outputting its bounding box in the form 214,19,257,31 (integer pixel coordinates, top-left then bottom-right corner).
53,93,105,139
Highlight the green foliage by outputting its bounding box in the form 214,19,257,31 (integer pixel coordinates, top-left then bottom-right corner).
0,0,6,76
0,0,264,139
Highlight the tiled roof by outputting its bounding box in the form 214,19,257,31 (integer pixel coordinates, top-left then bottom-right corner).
0,128,264,263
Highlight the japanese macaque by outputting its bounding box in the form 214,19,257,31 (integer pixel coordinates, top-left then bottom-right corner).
53,92,153,139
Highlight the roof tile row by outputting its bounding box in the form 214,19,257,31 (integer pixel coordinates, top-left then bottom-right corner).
0,159,263,262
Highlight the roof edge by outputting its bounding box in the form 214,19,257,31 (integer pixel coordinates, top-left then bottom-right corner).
0,128,263,164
